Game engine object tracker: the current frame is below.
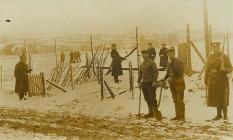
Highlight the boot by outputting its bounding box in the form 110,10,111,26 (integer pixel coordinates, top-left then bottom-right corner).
212,107,222,121
178,103,185,121
144,102,153,118
170,103,179,121
223,106,228,120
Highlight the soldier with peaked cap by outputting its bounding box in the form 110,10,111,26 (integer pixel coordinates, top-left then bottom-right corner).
164,47,186,121
14,54,32,100
111,43,125,83
147,43,156,61
205,42,232,120
159,43,168,69
138,50,159,118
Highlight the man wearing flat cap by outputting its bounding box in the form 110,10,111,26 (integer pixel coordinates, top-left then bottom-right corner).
147,43,156,61
159,43,168,70
138,50,159,118
110,44,125,83
205,42,232,120
14,54,32,100
164,47,186,121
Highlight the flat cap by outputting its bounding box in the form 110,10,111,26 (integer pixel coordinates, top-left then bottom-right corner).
141,50,148,54
211,42,221,47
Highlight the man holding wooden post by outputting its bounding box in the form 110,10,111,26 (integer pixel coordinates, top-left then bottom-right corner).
138,50,159,118
204,42,232,120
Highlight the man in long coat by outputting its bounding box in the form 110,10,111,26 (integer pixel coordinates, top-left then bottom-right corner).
14,54,32,100
147,43,156,61
204,42,232,120
164,47,185,121
159,43,168,69
111,44,125,83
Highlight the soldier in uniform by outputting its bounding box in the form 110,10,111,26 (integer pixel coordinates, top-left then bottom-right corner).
14,54,32,100
164,47,185,121
204,42,232,120
147,43,156,61
159,43,168,70
138,50,159,118
60,50,65,63
111,44,125,83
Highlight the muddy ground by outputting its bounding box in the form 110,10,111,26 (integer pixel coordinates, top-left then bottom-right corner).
0,107,232,140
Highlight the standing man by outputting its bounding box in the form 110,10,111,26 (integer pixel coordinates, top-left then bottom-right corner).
147,43,156,61
111,44,124,83
14,54,32,100
164,47,185,121
205,42,232,120
60,50,65,63
159,43,168,70
69,50,74,63
138,50,159,118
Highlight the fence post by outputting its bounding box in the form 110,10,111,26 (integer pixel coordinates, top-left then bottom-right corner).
70,64,74,90
41,72,46,96
0,64,2,92
100,68,104,101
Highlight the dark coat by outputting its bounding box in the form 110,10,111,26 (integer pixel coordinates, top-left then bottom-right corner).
204,53,232,107
165,57,185,91
159,47,168,67
111,49,124,76
148,47,156,60
14,62,31,93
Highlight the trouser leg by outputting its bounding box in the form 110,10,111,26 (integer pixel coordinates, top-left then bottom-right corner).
222,106,228,120
18,92,24,100
114,76,119,83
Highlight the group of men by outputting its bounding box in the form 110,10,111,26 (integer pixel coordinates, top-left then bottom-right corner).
110,43,169,83
111,42,232,121
138,44,185,121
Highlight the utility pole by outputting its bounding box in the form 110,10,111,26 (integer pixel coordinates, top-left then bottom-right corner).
186,24,192,76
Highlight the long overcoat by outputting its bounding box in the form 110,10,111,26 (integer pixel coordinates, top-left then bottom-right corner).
14,62,30,94
204,53,232,107
159,47,168,67
111,49,124,76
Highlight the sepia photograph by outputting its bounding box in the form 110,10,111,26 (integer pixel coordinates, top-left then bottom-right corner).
0,0,232,139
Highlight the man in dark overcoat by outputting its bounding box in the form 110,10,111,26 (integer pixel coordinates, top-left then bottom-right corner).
204,42,232,120
138,50,158,118
159,43,168,69
164,47,185,121
111,44,125,83
147,43,156,61
14,54,32,100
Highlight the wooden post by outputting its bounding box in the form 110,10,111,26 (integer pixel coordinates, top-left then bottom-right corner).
40,72,46,96
70,64,74,90
136,27,141,115
186,24,192,76
55,39,58,66
0,64,2,92
209,24,212,52
90,35,95,77
203,0,210,59
100,68,104,101
227,32,230,58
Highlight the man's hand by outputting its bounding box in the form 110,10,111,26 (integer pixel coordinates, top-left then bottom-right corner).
138,82,142,88
152,82,157,87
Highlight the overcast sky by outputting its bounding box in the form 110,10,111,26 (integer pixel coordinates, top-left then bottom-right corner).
0,0,232,37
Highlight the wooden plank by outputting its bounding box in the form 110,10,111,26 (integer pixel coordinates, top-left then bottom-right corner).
191,41,206,64
103,80,115,99
46,80,67,92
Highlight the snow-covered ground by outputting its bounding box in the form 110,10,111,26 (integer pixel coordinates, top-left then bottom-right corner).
0,40,232,139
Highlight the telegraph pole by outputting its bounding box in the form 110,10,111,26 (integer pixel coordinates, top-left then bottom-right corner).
203,0,210,59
